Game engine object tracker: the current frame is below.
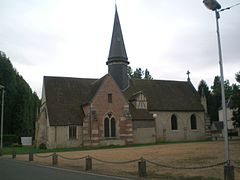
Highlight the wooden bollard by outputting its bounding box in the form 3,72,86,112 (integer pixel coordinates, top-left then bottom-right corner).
85,156,92,171
12,150,16,159
138,158,147,177
29,152,34,161
224,164,235,180
52,153,58,166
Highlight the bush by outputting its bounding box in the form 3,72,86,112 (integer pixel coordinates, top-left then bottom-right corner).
38,143,47,150
3,135,19,147
11,143,22,147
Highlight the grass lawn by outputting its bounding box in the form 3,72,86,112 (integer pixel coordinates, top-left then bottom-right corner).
1,139,209,155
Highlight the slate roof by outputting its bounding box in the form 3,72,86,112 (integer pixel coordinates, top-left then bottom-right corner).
44,76,97,126
124,79,204,112
107,8,128,63
129,104,154,120
44,76,204,126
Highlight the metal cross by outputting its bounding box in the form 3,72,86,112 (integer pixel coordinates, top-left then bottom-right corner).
186,70,190,81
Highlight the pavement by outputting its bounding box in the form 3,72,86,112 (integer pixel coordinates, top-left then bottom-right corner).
0,158,131,180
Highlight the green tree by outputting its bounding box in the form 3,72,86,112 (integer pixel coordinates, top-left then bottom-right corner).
144,69,153,80
198,80,210,97
232,72,240,127
236,71,240,82
198,76,234,123
198,80,218,122
128,66,153,79
0,51,40,139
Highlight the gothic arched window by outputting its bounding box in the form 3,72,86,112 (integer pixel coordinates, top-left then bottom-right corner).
104,113,116,138
104,118,110,137
171,114,178,130
190,114,197,130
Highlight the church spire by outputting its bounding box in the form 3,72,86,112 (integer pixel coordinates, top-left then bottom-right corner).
107,8,128,63
107,7,129,90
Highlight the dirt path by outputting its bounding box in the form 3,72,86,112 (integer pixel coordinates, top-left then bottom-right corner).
13,141,240,179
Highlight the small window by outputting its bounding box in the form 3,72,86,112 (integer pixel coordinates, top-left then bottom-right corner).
191,114,197,130
108,93,112,103
171,115,178,130
69,125,77,139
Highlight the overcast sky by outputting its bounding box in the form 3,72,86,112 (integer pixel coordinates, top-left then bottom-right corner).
0,0,239,97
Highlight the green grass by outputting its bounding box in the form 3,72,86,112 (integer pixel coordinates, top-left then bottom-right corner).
1,139,211,155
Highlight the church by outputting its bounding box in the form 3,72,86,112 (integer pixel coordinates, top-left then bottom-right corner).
35,8,210,149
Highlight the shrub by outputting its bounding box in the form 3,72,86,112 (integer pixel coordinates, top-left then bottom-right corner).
38,143,47,150
3,135,19,147
11,143,22,147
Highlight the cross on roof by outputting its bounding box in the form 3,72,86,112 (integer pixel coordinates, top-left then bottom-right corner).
186,70,190,81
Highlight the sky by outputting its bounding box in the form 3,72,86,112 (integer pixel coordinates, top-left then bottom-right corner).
0,0,240,97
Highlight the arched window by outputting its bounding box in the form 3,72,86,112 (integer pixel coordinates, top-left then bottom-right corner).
191,114,197,130
104,118,110,137
104,113,116,138
171,114,178,130
111,118,116,137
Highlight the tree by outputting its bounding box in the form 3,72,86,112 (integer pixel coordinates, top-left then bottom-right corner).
231,71,240,127
133,68,144,79
0,51,40,139
236,71,240,83
144,69,153,80
198,80,210,97
127,66,153,80
198,76,235,123
198,80,218,122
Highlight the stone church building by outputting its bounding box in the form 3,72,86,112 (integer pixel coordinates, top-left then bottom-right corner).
35,8,210,149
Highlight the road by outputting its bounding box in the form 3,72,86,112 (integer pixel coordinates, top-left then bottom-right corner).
0,158,130,180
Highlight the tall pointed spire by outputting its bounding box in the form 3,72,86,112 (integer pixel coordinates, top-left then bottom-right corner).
107,7,129,90
107,8,128,63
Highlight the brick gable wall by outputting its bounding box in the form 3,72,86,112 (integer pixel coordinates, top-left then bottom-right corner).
83,75,133,146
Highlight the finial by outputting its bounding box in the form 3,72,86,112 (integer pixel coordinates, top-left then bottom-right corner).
115,0,117,9
186,70,190,82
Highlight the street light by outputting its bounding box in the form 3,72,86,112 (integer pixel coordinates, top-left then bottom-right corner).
0,84,5,151
203,0,234,179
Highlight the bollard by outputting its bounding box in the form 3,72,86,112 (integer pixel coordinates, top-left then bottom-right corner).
52,153,58,166
138,158,147,177
29,152,34,161
224,164,234,180
12,150,16,159
85,156,92,171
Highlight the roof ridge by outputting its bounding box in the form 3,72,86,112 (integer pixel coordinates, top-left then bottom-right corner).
44,76,98,81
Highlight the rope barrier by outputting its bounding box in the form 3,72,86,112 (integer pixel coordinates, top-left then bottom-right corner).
58,154,87,161
34,153,54,158
145,159,227,170
32,152,232,170
91,156,141,164
233,160,240,169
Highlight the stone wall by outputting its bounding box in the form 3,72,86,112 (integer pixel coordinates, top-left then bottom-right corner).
152,111,206,141
47,126,83,149
35,107,48,148
133,127,156,144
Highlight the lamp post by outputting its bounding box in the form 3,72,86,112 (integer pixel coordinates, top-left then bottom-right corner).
0,84,5,150
203,0,234,179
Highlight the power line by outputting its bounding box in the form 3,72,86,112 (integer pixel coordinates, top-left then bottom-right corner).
220,2,240,12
